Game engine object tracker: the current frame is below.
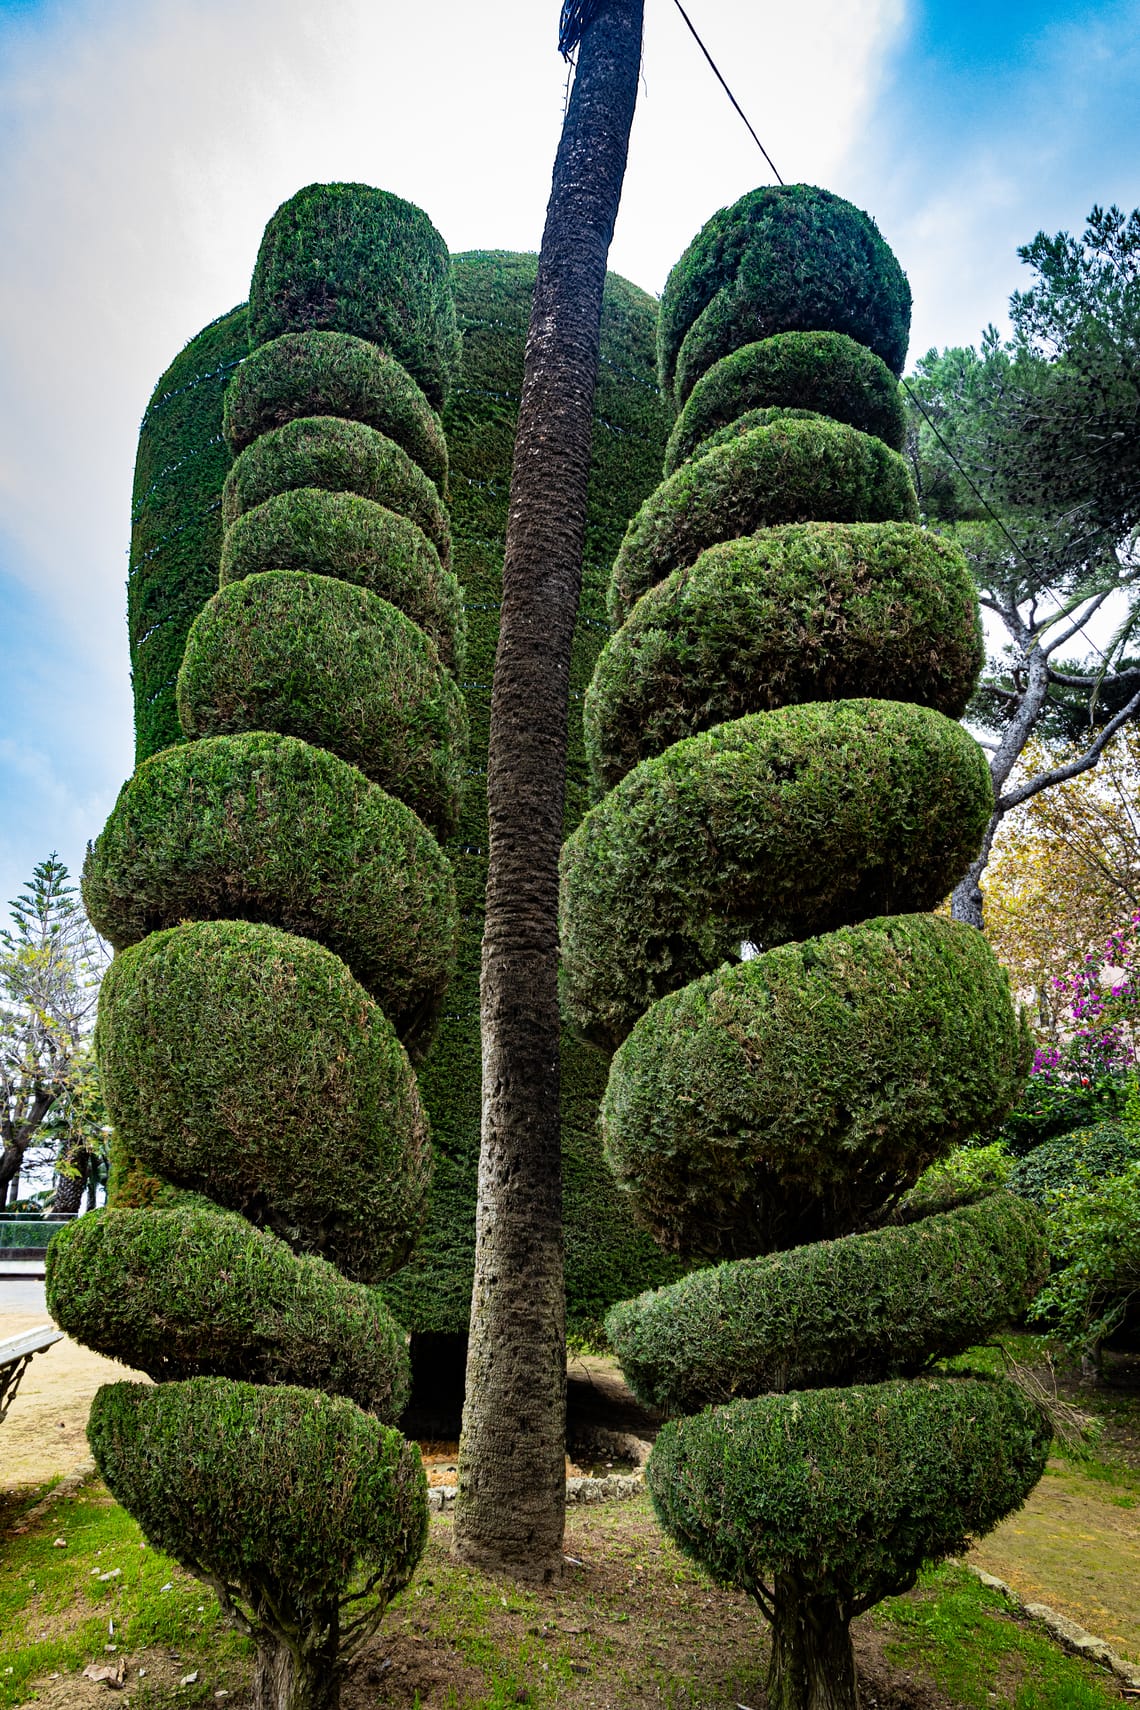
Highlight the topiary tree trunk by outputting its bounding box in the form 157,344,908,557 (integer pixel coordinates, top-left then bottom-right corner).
561,183,1052,1710
452,0,644,1579
51,182,464,1710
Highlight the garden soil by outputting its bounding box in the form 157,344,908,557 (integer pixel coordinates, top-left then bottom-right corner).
0,1314,149,1490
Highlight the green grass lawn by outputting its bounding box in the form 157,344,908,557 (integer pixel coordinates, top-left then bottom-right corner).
0,1476,1131,1710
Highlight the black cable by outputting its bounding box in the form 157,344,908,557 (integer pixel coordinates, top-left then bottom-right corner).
668,0,784,184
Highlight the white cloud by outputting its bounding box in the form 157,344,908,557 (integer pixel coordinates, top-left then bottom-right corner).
0,0,909,911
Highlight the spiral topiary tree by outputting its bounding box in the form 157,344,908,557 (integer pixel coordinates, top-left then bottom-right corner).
49,182,466,1710
560,183,1052,1710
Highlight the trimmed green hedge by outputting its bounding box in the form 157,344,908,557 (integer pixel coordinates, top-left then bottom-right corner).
128,303,248,763
222,415,452,571
118,251,682,1336
224,330,448,489
664,332,907,472
586,521,982,792
83,734,457,1053
686,405,824,460
608,416,918,627
248,182,460,409
607,1193,1046,1412
560,701,994,1050
47,1207,411,1418
95,923,431,1281
658,183,912,405
178,572,467,837
601,915,1029,1257
219,488,464,673
1010,1121,1140,1205
648,1376,1048,1604
90,1377,427,1609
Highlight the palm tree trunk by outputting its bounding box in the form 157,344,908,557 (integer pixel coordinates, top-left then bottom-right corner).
452,0,644,1581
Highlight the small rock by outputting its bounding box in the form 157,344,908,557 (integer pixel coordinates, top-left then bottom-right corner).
52,1538,67,1548
181,1672,199,1687
98,1568,122,1581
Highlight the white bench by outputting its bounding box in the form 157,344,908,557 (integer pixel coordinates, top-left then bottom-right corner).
0,1325,63,1424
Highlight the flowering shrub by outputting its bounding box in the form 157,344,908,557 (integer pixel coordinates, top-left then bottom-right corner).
997,916,1140,1152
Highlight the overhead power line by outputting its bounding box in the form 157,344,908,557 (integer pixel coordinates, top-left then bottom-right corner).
668,0,784,184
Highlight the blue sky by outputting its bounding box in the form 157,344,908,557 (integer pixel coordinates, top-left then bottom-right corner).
0,0,1138,921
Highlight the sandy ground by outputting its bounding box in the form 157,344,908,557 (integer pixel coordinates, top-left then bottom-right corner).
0,1304,147,1490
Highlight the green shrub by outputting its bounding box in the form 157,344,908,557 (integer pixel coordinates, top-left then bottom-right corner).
178,572,467,837
664,332,906,472
586,522,982,792
47,1206,411,1417
82,733,457,1053
608,416,918,627
89,1378,428,1677
219,487,464,673
94,922,431,1280
686,405,825,459
223,330,448,490
1028,1162,1140,1363
560,701,994,1050
899,1142,1013,1221
1010,1120,1140,1204
222,415,452,571
648,1376,1048,1606
601,915,1029,1257
658,183,912,405
247,182,460,409
607,1194,1045,1413
128,303,248,763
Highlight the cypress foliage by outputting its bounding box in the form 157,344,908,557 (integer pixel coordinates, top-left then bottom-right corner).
382,252,684,1340
58,183,475,1710
118,247,681,1344
563,186,1048,1710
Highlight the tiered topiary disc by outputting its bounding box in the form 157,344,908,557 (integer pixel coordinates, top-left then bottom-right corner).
560,184,1048,1710
56,181,468,1710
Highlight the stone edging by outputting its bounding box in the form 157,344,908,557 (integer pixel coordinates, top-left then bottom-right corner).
962,1562,1140,1689
428,1466,647,1513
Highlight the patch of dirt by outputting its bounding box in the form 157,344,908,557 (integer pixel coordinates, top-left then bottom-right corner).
25,1650,238,1709
336,1508,971,1710
0,1313,148,1490
968,1456,1140,1661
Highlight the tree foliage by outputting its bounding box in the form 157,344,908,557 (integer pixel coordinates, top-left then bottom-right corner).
904,204,1140,924
0,855,106,1204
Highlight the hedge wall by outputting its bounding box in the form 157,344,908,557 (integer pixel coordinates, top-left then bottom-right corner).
380,254,684,1336
128,304,248,764
119,250,682,1336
